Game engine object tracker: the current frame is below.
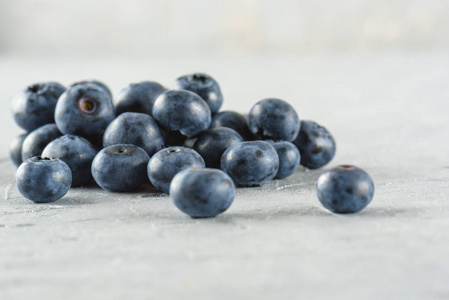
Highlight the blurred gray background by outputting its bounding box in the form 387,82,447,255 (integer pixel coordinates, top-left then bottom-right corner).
0,0,448,57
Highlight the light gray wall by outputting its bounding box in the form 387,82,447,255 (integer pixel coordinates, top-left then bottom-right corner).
0,0,448,56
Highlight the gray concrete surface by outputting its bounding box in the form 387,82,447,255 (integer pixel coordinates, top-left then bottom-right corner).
1,52,448,299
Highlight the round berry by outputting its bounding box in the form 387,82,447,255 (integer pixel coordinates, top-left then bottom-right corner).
42,135,97,187
11,82,66,131
193,127,243,168
92,144,150,192
10,133,28,167
55,83,115,140
148,147,205,194
16,157,72,203
115,81,166,116
268,141,301,179
152,90,211,138
103,112,164,156
316,165,375,214
21,124,62,161
248,98,300,142
170,168,235,218
293,120,336,169
172,73,223,113
210,111,253,140
221,141,279,187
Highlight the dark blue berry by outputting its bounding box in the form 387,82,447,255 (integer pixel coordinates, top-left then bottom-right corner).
170,168,235,218
55,83,115,141
221,141,279,187
193,127,243,168
42,135,97,187
210,111,253,140
316,165,374,213
153,90,211,138
16,157,72,203
70,80,112,99
103,112,164,156
268,141,301,179
292,120,336,169
147,147,205,194
21,123,62,161
248,98,300,142
91,144,150,192
10,133,27,167
11,82,66,131
172,73,223,113
115,81,166,116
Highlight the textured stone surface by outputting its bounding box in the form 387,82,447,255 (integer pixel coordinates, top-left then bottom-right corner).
1,52,449,299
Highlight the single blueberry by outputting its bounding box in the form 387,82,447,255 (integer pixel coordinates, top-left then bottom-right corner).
221,141,279,187
147,146,205,194
103,112,164,157
55,83,115,141
21,123,62,161
91,144,150,192
170,168,235,218
153,90,211,138
316,165,375,213
268,141,301,179
210,111,253,140
70,80,112,99
42,135,97,187
11,82,66,131
10,133,28,167
292,120,336,169
193,127,243,168
248,98,300,142
16,156,72,203
115,81,166,116
172,73,223,113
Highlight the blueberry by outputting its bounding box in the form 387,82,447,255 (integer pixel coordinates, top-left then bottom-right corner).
210,111,253,140
170,168,235,218
103,112,164,156
221,141,279,187
152,90,211,138
70,80,112,99
172,73,223,113
91,144,150,192
55,83,115,141
9,133,28,167
193,127,243,168
42,135,97,187
248,98,300,142
115,81,166,116
268,141,301,179
292,120,336,169
16,157,72,203
316,165,375,213
147,146,205,194
11,82,66,131
21,123,62,161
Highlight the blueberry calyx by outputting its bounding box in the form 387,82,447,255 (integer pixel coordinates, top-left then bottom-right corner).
191,74,209,85
339,164,355,169
28,84,40,93
78,97,97,114
167,148,181,154
33,156,54,162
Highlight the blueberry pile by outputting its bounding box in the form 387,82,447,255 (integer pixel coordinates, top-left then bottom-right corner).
10,74,374,217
